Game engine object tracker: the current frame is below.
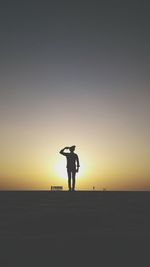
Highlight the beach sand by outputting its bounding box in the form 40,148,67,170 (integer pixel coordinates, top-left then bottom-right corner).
0,191,149,266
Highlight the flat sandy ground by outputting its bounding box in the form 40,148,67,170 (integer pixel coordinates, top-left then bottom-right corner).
0,191,150,266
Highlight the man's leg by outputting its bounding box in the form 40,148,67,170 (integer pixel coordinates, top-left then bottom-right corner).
72,171,76,191
67,169,71,191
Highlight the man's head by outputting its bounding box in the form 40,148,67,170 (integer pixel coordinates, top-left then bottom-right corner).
69,145,76,153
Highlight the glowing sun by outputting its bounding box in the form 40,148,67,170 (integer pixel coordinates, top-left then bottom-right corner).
54,159,67,179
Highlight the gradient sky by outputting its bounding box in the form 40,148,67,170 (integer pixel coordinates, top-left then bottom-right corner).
0,0,150,190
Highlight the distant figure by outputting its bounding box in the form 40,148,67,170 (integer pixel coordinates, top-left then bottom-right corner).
59,146,80,191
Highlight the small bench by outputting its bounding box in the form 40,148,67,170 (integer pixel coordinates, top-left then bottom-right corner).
51,186,63,191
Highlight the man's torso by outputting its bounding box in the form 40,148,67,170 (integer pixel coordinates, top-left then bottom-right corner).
66,153,77,170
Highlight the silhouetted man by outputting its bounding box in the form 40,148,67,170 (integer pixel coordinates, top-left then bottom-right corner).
60,146,80,191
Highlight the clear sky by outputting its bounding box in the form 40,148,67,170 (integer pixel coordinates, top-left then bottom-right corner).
0,0,150,190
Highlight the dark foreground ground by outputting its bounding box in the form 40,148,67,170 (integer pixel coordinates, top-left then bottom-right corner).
0,191,150,266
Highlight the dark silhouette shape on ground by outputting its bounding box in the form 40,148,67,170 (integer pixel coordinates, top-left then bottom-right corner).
60,146,80,191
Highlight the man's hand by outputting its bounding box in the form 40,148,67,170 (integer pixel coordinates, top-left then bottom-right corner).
60,147,69,155
76,167,79,173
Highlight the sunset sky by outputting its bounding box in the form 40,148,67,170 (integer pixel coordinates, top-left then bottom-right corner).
0,1,150,190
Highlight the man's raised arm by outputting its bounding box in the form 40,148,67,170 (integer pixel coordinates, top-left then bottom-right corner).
59,147,69,156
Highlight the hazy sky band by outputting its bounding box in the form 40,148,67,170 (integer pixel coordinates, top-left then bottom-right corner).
0,0,150,190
